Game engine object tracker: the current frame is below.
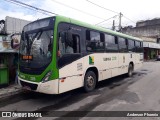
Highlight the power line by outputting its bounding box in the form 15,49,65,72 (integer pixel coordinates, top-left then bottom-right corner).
86,0,119,14
95,15,118,25
51,0,105,20
4,0,136,28
4,0,118,27
123,15,136,24
86,0,136,25
4,0,52,16
4,0,58,16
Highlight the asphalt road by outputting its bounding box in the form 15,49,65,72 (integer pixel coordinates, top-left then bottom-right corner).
0,61,160,120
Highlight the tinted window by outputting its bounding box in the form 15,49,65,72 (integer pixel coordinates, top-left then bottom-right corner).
57,23,82,68
86,30,105,52
137,41,143,53
90,31,100,41
59,33,80,55
128,40,135,52
105,34,115,44
140,42,143,47
118,37,127,52
105,34,118,52
135,41,142,52
135,41,140,47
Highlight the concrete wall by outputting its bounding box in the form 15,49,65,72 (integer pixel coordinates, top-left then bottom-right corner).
122,25,160,42
136,18,160,27
5,16,30,34
122,18,160,42
122,25,160,37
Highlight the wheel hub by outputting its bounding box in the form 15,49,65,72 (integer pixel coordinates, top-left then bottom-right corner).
87,76,94,87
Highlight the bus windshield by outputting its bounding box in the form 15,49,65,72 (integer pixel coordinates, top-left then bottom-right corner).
19,17,54,74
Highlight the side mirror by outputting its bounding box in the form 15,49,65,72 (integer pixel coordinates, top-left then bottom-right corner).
11,37,20,50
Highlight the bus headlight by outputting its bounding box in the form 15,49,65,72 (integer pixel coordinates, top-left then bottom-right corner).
42,71,52,83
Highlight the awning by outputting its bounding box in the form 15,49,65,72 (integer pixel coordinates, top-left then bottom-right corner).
143,42,160,49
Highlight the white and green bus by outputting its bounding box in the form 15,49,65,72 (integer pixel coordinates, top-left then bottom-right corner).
18,16,143,94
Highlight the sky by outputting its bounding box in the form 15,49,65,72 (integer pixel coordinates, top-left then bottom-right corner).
0,0,160,29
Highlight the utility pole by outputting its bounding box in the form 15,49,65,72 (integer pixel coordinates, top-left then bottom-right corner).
112,20,115,31
119,12,123,32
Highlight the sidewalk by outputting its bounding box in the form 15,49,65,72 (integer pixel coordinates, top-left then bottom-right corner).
0,84,22,99
144,59,157,62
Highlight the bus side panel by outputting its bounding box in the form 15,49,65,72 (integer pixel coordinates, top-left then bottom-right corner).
118,53,131,75
102,53,118,80
58,58,84,94
102,69,112,80
58,53,105,93
134,53,143,70
83,54,104,81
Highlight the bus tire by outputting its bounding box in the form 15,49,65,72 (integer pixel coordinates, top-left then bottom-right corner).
127,64,133,77
84,71,97,92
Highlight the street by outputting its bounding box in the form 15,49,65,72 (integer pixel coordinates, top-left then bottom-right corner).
0,61,160,120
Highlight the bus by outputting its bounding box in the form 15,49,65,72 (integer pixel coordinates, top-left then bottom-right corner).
18,15,143,94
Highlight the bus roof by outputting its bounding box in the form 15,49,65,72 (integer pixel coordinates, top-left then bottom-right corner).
55,15,143,42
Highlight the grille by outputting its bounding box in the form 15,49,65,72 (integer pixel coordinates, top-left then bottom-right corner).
20,80,38,90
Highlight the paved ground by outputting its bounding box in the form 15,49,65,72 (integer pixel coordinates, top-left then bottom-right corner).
0,61,160,120
0,84,21,99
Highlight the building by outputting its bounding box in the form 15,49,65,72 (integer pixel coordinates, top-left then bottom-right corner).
0,16,30,85
122,18,160,60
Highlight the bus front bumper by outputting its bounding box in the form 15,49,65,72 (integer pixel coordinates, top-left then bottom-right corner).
18,77,59,94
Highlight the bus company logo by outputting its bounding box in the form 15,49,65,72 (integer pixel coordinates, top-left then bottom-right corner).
2,112,11,117
89,56,94,65
2,112,42,118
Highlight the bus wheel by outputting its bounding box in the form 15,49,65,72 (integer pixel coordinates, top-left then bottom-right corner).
84,71,97,92
128,64,133,77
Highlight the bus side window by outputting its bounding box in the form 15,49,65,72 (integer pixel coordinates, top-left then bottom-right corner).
72,34,80,53
135,41,141,53
118,37,127,52
58,32,80,56
105,34,118,52
128,40,135,52
140,42,144,53
86,30,105,52
58,32,66,56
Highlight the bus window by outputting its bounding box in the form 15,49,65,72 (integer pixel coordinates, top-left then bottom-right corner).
135,41,141,52
86,30,105,52
128,40,135,52
58,32,66,56
140,42,144,53
135,41,140,47
58,32,81,68
118,37,127,52
58,32,80,56
105,34,118,52
72,34,80,53
90,31,100,41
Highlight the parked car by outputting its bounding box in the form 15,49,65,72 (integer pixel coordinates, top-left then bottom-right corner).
157,55,160,61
